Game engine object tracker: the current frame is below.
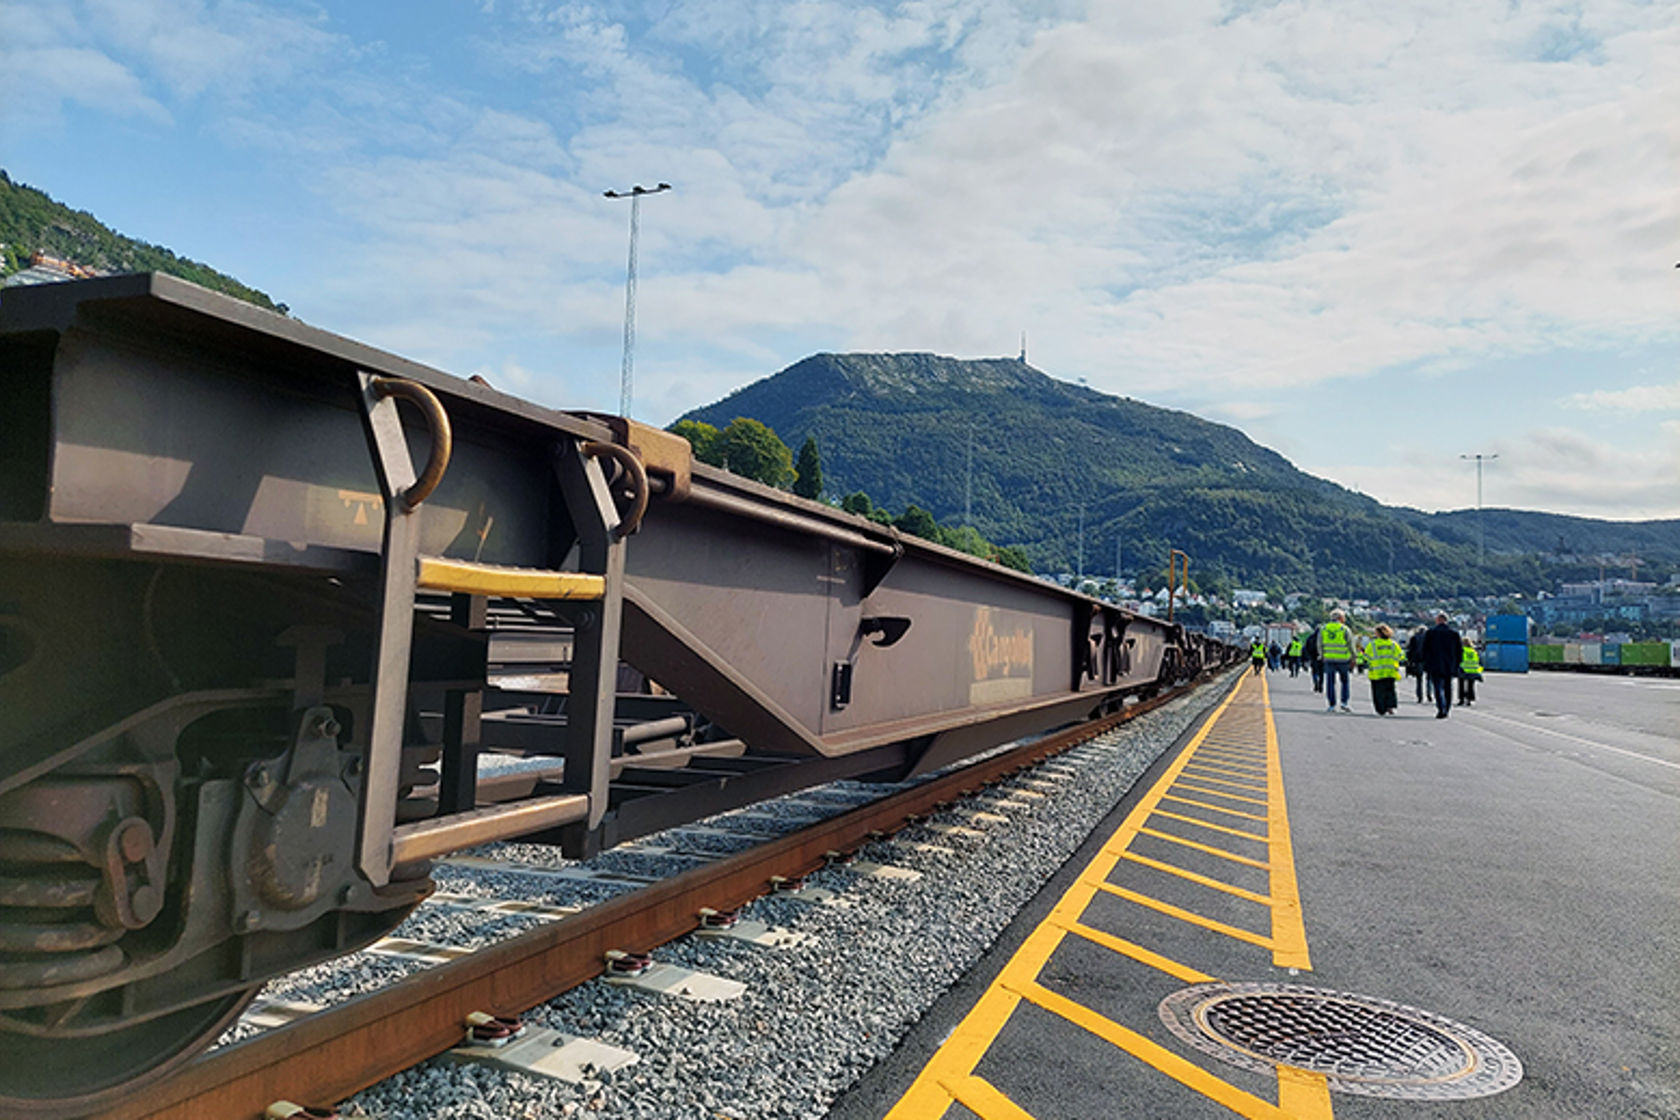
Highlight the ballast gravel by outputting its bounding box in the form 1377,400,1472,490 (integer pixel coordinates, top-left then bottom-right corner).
320,681,1226,1120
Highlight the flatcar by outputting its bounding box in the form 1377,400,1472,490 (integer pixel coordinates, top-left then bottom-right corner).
0,274,1239,1114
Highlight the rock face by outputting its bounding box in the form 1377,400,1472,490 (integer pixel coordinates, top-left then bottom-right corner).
680,352,1680,596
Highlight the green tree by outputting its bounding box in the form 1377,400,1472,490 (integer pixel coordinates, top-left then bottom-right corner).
841,491,874,516
668,419,724,466
894,504,943,542
793,436,823,500
996,545,1033,573
718,417,795,488
943,524,992,559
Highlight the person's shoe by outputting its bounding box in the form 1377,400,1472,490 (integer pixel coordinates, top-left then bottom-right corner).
1339,705,1351,713
1436,711,1448,719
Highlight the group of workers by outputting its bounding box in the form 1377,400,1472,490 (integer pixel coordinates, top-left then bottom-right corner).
1247,610,1483,718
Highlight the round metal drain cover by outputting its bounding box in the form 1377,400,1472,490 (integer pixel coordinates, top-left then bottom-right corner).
1158,982,1522,1100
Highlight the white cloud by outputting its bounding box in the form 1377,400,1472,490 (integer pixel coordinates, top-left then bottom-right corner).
1315,424,1680,520
0,0,332,125
1565,378,1680,412
9,0,1678,518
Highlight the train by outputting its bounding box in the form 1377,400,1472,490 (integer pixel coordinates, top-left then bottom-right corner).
0,273,1241,1115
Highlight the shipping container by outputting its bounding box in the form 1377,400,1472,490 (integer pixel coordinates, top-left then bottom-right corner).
1483,642,1529,672
1529,643,1564,664
1671,640,1680,668
1601,643,1622,666
1581,642,1603,666
1621,642,1670,667
1485,614,1529,643
1563,642,1584,665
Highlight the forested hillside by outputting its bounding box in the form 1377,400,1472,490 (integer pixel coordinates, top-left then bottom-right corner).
683,353,1680,597
0,171,283,312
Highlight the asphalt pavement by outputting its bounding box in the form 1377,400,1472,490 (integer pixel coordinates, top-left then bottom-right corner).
832,667,1680,1119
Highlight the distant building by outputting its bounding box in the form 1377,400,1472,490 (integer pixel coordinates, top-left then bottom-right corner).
1232,589,1267,607
3,251,108,288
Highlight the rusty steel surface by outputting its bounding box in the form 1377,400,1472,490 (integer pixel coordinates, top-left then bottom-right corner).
89,679,1220,1120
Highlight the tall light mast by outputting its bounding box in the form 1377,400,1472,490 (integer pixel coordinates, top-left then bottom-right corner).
1459,452,1498,564
604,182,671,417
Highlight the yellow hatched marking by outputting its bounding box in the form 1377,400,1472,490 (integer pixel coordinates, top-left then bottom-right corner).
946,1075,1036,1120
1161,793,1270,822
1091,881,1273,948
1120,850,1274,904
1194,757,1266,773
1172,781,1270,806
887,672,1325,1119
1277,1066,1335,1119
1261,673,1312,969
1055,918,1215,983
1184,759,1268,779
1151,809,1269,842
1136,827,1271,869
1178,772,1269,793
1008,981,1297,1120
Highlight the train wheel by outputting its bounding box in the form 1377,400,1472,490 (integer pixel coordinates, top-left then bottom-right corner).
0,987,257,1119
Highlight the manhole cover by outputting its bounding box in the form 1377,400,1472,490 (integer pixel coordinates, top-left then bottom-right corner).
1158,982,1522,1100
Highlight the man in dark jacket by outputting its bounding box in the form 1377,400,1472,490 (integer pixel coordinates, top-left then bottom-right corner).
1405,626,1428,703
1303,628,1323,693
1420,613,1463,719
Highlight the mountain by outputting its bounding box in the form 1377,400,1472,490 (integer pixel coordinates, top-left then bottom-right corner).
683,353,1680,597
0,170,283,312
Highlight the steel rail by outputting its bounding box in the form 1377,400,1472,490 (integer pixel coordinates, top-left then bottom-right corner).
92,672,1235,1120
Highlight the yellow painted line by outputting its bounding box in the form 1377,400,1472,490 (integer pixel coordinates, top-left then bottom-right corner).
1119,851,1274,905
945,1075,1036,1120
1177,772,1270,794
1136,827,1272,869
1091,881,1274,948
1261,673,1311,970
1007,981,1297,1120
1193,755,1266,772
887,674,1251,1118
1151,809,1270,843
1160,794,1270,822
1277,1066,1335,1118
888,672,1326,1119
1054,917,1215,983
1183,759,1269,780
1171,781,1271,806
416,557,605,599
1199,738,1264,750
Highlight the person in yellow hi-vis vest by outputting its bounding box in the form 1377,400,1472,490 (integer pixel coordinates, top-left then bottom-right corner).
1284,634,1304,677
1317,609,1355,713
1364,624,1405,715
1459,642,1484,706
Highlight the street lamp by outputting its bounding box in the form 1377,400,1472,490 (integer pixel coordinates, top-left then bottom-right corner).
1459,452,1498,565
603,182,671,418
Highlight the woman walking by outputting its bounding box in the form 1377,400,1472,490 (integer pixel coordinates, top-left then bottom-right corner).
1365,624,1404,715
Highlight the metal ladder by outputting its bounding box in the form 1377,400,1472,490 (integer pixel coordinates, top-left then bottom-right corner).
353,373,641,885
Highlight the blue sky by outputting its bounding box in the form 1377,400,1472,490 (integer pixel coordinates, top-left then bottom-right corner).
3,0,1676,519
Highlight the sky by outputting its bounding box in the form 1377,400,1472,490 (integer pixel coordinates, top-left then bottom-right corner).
3,0,1676,520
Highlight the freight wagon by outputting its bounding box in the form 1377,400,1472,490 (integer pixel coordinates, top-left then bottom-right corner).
0,274,1239,1114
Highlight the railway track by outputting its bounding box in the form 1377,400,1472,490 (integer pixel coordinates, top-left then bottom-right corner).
88,676,1226,1120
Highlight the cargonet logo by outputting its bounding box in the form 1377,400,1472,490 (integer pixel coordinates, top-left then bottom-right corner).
969,607,1033,681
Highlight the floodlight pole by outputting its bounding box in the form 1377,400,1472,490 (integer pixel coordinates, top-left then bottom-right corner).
1460,452,1498,565
604,182,671,418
